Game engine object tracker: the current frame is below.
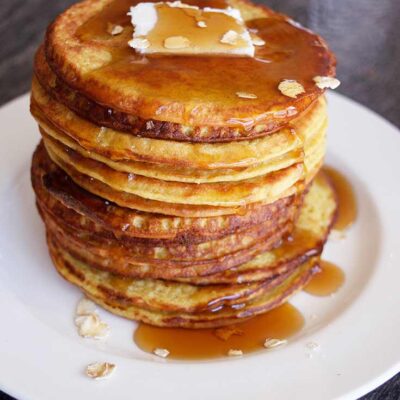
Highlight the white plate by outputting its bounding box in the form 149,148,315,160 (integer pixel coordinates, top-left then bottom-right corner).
0,92,399,400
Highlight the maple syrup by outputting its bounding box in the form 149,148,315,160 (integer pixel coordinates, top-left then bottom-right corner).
134,303,303,360
272,228,319,259
323,166,357,231
304,260,345,296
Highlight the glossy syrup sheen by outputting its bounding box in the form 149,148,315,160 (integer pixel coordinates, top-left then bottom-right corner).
323,166,357,231
144,4,250,53
134,303,303,360
74,0,333,124
273,228,320,259
304,260,345,296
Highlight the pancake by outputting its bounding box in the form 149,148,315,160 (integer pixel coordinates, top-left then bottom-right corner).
43,145,302,217
177,172,337,283
48,235,301,314
31,143,300,242
34,91,326,184
34,44,307,143
44,136,304,207
40,129,302,184
45,215,291,278
41,204,291,263
31,78,305,170
84,260,317,328
38,113,325,189
44,0,335,139
40,170,335,280
49,237,318,328
31,77,328,172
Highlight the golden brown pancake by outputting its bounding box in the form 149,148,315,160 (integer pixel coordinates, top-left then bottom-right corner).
33,90,327,184
178,172,337,283
44,136,304,207
43,147,302,217
44,214,291,278
84,261,317,328
44,0,335,140
40,129,302,184
31,143,300,242
41,203,291,263
49,236,318,328
31,77,326,213
32,77,328,172
40,171,335,281
31,79,306,170
48,236,302,314
34,45,301,142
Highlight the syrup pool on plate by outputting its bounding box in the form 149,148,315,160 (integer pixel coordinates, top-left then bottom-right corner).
134,303,303,360
304,260,345,296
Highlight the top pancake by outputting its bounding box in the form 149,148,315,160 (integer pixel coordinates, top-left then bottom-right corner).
44,0,335,141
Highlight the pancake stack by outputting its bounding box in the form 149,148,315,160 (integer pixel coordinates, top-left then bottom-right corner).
30,0,338,328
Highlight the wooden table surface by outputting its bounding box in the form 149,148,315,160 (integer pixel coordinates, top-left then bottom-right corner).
0,1,399,399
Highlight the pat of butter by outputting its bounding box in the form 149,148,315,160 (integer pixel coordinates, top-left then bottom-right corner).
128,1,255,56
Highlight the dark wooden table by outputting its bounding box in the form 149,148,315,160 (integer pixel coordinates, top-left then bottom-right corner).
0,1,399,399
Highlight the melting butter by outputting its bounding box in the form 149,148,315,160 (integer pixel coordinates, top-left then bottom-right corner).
128,1,255,56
